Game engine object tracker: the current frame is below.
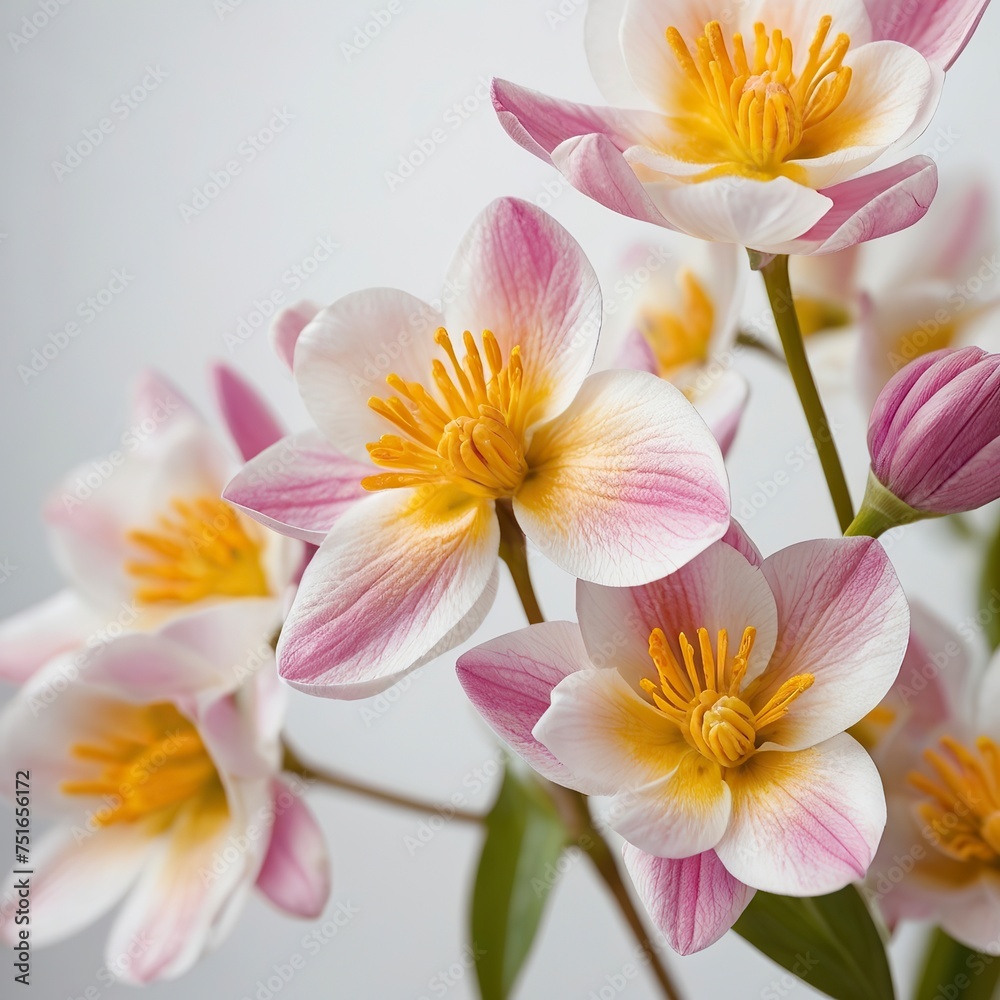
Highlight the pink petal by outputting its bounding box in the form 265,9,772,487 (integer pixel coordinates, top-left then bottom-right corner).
575,537,779,694
757,537,909,750
720,519,763,568
130,369,197,430
271,301,319,371
0,590,92,685
696,370,749,457
224,430,370,544
515,369,730,586
212,363,285,461
867,0,990,68
442,197,604,428
256,778,331,918
615,329,659,374
715,734,886,895
773,156,939,256
277,489,499,699
621,846,755,956
456,621,589,786
1,826,151,947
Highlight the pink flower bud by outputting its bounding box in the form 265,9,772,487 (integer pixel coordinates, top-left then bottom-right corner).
868,347,1000,515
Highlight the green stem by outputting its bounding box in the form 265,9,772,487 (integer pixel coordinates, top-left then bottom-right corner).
496,499,544,625
546,784,684,1000
282,742,484,824
759,254,855,533
845,471,927,538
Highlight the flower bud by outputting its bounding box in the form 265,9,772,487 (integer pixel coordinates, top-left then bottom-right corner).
850,347,1000,535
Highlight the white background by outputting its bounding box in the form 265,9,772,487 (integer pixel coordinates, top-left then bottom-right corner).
1,0,999,997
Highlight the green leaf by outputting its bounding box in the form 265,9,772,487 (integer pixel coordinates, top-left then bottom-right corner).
915,928,1000,1000
470,763,569,1000
979,515,1000,652
733,885,895,1000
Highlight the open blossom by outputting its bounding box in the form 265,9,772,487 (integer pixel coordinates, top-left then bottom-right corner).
606,241,749,454
488,0,994,252
788,176,1000,403
457,528,908,953
225,198,730,699
864,347,1000,519
0,604,331,983
864,626,1000,953
0,367,301,686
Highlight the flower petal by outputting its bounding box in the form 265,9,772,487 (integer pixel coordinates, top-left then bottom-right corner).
255,778,331,919
1,825,151,948
621,845,755,955
535,667,732,855
756,537,909,750
694,370,749,457
771,156,939,256
277,488,499,699
867,0,990,68
224,430,370,544
647,177,834,250
130,369,197,432
585,0,648,107
212,363,285,462
456,621,590,786
515,369,730,586
294,289,445,462
576,537,779,693
442,197,604,428
0,589,93,685
271,301,319,371
715,734,886,894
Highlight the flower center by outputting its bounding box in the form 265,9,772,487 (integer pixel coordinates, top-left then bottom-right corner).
641,626,814,767
125,496,270,605
891,321,957,368
666,16,853,180
910,735,1000,863
363,328,528,499
61,702,227,828
639,268,714,379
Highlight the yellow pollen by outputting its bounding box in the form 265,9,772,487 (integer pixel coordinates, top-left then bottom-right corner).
125,496,270,605
665,16,853,180
61,702,227,828
640,626,814,768
848,703,898,752
909,735,1000,863
639,269,715,378
362,328,528,498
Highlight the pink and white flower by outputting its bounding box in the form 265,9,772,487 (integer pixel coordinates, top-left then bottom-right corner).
225,198,731,700
457,529,909,953
0,603,331,983
489,0,992,252
605,240,750,454
865,347,1000,519
0,368,301,687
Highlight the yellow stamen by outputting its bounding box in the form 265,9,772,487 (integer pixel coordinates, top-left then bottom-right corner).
639,269,715,378
125,496,270,605
362,328,528,499
61,702,227,828
910,735,1000,863
642,625,812,768
665,16,853,180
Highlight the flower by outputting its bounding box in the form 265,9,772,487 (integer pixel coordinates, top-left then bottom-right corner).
457,526,909,953
488,0,992,252
0,603,331,983
0,368,301,686
786,174,1000,403
225,198,731,699
604,240,750,454
863,623,1000,953
855,346,1000,531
